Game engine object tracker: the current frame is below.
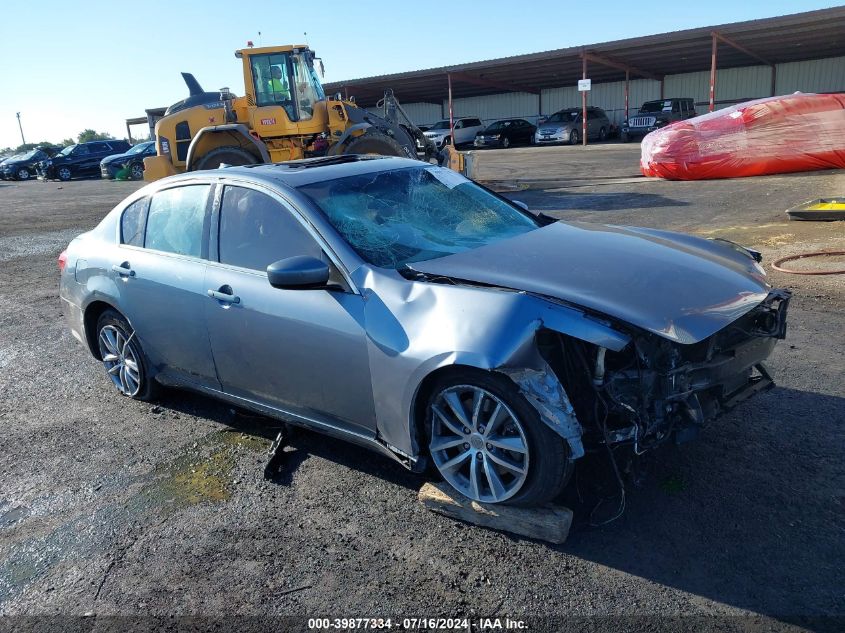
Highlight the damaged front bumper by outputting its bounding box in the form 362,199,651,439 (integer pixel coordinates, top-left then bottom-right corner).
522,289,791,458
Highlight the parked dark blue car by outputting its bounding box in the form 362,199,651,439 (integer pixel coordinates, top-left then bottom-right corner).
100,141,157,180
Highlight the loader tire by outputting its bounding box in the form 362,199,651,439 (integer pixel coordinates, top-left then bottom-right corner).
194,146,259,171
343,132,410,158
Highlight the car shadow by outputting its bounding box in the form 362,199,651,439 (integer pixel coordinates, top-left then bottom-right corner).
506,190,689,212
153,387,426,493
151,384,842,622
554,386,845,624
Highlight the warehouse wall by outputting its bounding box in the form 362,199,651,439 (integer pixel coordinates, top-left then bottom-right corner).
396,55,845,129
664,66,773,109
399,102,442,125
775,55,845,93
446,92,541,126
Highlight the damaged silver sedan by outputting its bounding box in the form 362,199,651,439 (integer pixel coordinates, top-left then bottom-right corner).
59,156,790,506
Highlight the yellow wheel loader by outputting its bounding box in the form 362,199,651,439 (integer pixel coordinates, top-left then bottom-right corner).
143,44,434,181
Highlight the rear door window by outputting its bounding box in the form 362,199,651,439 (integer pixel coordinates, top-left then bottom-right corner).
88,142,111,154
217,185,321,271
145,185,211,258
121,198,148,247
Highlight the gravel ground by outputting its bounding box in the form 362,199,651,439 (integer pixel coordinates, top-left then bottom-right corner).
0,160,842,631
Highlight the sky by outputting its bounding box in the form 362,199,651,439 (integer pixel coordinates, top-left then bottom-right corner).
0,0,840,149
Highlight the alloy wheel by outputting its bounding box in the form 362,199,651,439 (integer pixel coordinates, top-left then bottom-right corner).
130,164,144,180
429,385,530,503
98,325,141,396
58,167,72,181
17,168,29,180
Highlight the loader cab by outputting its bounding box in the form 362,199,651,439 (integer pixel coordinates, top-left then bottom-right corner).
239,45,327,137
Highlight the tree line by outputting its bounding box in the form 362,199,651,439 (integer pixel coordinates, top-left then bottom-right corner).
1,129,125,156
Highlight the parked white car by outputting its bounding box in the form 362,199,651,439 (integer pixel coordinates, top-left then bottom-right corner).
423,117,485,148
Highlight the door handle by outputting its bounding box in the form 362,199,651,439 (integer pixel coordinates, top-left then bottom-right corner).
207,288,241,304
112,263,135,277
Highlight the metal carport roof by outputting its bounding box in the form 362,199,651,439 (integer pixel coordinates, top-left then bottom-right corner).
324,7,845,107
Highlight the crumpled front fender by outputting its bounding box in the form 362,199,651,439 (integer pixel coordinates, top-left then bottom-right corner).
358,266,632,462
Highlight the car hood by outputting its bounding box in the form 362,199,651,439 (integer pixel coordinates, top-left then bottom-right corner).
101,151,135,165
537,122,573,133
407,221,770,344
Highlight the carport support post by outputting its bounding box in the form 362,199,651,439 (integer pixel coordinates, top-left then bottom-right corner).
448,73,454,147
709,32,718,112
581,55,587,146
624,70,630,123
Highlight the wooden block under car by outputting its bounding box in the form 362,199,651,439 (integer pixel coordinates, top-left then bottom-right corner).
417,482,573,544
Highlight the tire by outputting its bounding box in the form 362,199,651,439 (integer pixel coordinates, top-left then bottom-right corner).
16,167,30,180
343,131,409,157
569,130,580,145
501,136,510,149
621,132,631,143
599,127,608,141
96,309,158,401
424,368,573,507
194,146,259,171
57,166,72,181
129,162,145,180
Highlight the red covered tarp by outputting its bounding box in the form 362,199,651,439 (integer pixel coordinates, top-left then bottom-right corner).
640,93,845,180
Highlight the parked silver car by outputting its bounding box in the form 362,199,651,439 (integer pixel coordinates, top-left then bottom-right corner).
59,156,790,506
536,107,611,144
423,117,485,149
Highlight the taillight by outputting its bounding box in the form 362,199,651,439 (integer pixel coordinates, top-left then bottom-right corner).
58,250,67,272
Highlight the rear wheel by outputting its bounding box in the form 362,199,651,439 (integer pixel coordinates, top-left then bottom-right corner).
425,369,573,506
343,131,409,157
569,130,580,145
16,167,30,180
194,146,259,171
96,310,158,401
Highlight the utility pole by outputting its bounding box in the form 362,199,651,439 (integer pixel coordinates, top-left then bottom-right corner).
16,112,25,145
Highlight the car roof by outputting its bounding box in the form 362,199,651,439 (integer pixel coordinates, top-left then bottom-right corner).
160,155,426,189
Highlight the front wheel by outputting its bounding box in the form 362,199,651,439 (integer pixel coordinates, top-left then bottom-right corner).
96,310,158,400
194,146,259,171
569,130,580,145
501,136,510,149
57,166,72,181
129,162,145,180
343,131,409,157
425,370,573,506
16,167,30,180
599,126,608,141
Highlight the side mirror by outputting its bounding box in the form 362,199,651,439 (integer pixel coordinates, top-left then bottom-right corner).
512,200,529,211
267,256,330,289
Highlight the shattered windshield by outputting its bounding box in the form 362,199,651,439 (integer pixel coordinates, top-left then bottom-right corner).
298,166,539,269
